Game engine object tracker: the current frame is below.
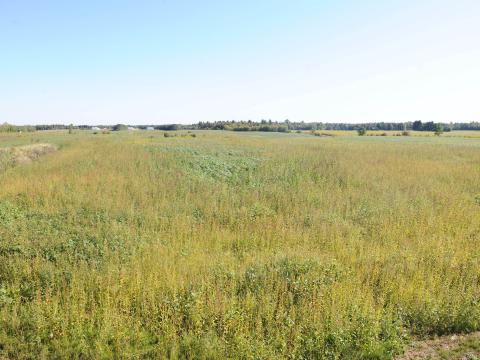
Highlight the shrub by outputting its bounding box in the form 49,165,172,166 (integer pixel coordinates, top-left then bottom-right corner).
112,124,128,131
357,128,367,136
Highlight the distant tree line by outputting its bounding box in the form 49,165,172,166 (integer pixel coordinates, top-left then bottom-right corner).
0,123,35,132
412,121,447,132
189,120,480,132
153,124,180,131
191,120,480,132
3,120,480,133
456,122,480,130
33,124,92,131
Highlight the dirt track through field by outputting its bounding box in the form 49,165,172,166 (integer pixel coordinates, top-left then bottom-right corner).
398,332,480,360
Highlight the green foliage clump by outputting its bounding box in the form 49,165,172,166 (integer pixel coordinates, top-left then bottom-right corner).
112,124,128,131
357,127,367,136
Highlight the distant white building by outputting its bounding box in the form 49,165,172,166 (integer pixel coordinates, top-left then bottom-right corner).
146,126,154,131
92,126,100,131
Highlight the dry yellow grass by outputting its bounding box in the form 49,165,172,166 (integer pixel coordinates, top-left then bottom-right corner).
0,143,57,169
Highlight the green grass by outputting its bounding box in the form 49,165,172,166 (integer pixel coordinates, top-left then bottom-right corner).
1,130,480,359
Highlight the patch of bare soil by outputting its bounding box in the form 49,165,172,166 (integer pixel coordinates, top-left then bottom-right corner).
397,332,480,360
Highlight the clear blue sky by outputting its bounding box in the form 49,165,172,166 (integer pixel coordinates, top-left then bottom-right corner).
1,0,479,125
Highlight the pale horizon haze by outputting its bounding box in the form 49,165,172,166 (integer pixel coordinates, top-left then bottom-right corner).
1,0,479,125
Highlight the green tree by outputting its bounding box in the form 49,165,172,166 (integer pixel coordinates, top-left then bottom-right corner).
357,127,366,136
434,123,443,136
112,124,128,131
412,120,423,131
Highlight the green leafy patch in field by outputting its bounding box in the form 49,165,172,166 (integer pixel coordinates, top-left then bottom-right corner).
147,145,262,184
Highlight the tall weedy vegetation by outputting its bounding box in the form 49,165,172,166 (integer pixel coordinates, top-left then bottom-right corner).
1,131,480,359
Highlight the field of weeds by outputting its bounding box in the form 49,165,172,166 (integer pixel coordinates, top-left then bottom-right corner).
1,130,480,359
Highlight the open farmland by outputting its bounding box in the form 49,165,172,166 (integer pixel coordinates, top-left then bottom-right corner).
1,130,480,359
